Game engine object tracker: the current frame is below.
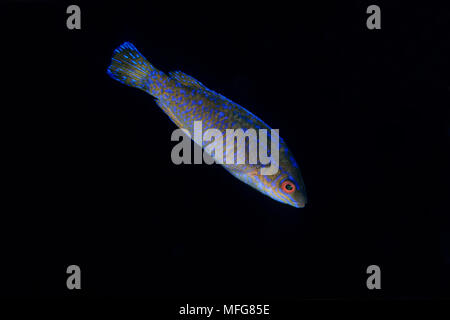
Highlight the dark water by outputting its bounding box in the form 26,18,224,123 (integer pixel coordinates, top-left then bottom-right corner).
1,0,449,306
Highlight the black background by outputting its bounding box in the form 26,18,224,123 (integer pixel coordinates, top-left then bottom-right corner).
1,0,449,304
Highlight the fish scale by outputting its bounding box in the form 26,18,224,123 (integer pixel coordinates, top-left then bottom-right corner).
107,42,307,208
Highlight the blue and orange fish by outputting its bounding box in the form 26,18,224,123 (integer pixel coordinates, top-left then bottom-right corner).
107,42,307,208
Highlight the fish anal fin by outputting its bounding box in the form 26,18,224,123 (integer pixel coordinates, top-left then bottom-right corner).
155,99,184,128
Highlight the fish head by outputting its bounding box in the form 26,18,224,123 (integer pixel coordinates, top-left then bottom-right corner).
259,172,307,208
252,149,307,208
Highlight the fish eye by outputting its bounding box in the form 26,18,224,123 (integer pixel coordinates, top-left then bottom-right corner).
281,180,296,194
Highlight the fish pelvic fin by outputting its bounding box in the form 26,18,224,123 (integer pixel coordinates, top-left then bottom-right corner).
107,42,154,91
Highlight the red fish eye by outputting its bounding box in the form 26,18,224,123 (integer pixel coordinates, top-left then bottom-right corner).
281,180,296,193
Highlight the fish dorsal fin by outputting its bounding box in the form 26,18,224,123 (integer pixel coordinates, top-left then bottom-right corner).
169,71,209,90
169,70,234,104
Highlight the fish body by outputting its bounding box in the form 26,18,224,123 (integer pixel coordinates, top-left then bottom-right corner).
107,42,307,208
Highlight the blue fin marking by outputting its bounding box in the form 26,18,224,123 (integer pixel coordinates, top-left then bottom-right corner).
107,42,154,90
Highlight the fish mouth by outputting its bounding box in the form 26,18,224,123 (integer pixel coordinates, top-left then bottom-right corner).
292,201,306,208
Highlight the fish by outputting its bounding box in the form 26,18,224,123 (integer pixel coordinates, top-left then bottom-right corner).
107,42,307,208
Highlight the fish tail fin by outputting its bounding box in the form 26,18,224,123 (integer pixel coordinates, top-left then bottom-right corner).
107,42,154,91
